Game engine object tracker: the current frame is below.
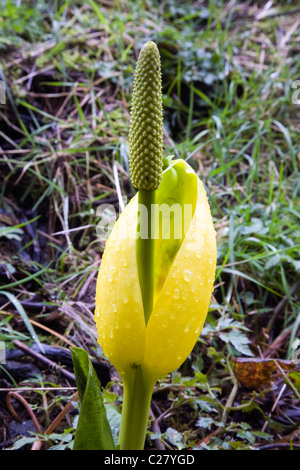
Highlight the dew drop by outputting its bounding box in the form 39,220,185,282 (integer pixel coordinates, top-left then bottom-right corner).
173,288,180,299
196,251,201,259
183,269,192,282
112,304,117,312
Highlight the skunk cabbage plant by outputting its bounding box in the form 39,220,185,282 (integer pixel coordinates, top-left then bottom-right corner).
72,41,217,451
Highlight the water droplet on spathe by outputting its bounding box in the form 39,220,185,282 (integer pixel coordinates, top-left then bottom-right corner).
183,270,192,282
173,288,180,299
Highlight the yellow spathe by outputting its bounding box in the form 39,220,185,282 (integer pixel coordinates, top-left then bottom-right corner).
143,175,216,379
94,196,145,375
94,160,217,381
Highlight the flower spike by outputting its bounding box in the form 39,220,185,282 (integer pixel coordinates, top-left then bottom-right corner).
129,41,163,190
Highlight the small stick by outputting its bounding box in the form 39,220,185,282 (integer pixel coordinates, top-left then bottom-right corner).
6,388,78,450
31,391,79,450
6,391,42,434
149,407,165,450
13,340,75,383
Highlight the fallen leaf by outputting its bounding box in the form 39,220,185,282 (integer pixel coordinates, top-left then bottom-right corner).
233,358,295,389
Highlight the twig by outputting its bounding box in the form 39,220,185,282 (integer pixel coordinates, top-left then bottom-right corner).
0,387,76,392
257,443,300,450
6,388,78,450
6,391,42,434
267,280,300,332
221,381,239,425
0,309,76,347
13,340,76,383
275,361,300,400
31,391,79,450
196,428,220,447
149,407,165,450
221,357,239,425
261,383,286,433
262,328,292,358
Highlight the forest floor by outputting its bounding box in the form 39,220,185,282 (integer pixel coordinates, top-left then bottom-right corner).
0,0,299,450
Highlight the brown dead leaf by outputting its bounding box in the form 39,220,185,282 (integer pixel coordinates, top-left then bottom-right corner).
233,357,295,389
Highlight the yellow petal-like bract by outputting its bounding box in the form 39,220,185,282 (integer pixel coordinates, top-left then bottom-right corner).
94,160,217,381
143,169,216,379
94,196,145,376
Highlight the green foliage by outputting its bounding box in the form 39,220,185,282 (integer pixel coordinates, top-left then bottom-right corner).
0,0,49,47
0,0,299,451
71,347,116,450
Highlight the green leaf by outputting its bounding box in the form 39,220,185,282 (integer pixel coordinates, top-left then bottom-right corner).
220,329,254,356
71,347,115,450
196,416,214,429
165,427,185,449
287,371,300,393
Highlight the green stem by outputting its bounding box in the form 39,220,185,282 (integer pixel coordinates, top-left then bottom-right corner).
118,190,156,450
136,189,156,324
118,367,155,450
